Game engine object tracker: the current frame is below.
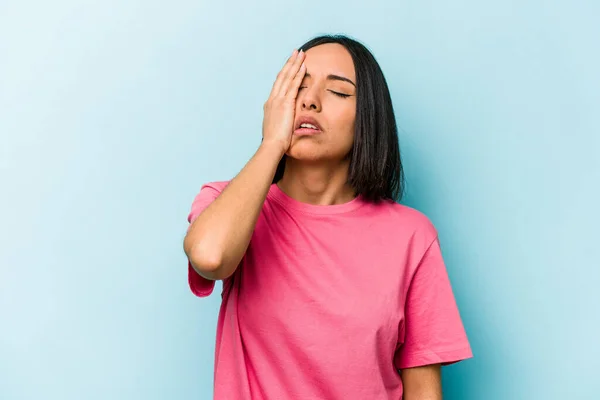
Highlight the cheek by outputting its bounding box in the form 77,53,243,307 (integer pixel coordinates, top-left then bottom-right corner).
330,106,356,146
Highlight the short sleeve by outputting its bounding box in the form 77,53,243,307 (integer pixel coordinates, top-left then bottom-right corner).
394,237,473,369
186,181,230,297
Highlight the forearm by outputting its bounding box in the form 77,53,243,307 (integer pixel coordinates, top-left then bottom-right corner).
184,142,284,280
403,392,441,400
400,364,442,400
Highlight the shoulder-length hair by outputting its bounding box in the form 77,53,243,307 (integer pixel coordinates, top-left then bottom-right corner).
273,34,405,202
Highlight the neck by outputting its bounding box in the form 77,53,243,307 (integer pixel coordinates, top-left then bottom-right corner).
277,157,356,206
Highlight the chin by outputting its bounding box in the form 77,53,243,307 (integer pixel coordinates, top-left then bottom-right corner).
286,145,323,161
287,142,347,163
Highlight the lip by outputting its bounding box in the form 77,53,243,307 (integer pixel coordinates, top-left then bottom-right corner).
294,115,323,135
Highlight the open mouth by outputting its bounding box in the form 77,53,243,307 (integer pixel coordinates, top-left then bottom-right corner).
294,124,321,135
294,118,323,135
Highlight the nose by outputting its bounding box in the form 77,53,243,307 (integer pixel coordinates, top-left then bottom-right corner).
300,88,322,112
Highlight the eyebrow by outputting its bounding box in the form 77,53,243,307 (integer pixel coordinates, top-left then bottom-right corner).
304,72,356,88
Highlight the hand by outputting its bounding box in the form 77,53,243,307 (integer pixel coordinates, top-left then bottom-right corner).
261,49,306,155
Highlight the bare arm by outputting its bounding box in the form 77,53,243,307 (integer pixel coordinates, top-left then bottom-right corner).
184,143,283,280
400,364,442,400
183,49,306,281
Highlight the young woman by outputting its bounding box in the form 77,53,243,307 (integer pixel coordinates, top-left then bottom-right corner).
183,34,472,399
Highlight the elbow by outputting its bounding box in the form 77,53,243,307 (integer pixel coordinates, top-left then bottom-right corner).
184,237,224,278
184,230,240,280
190,249,223,276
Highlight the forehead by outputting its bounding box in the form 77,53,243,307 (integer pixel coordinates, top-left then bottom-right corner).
303,43,355,81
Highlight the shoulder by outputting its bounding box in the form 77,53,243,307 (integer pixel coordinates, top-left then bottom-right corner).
375,200,436,230
199,180,231,193
187,180,232,222
370,200,439,244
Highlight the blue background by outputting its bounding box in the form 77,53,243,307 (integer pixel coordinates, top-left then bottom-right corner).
1,1,598,399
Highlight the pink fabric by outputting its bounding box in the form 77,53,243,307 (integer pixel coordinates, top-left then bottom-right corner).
187,181,472,399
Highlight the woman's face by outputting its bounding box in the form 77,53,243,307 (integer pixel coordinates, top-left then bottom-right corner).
287,43,357,162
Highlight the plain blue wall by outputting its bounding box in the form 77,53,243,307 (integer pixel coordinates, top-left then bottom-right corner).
1,1,598,399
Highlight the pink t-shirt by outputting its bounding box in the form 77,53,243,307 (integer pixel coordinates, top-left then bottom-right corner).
187,181,472,399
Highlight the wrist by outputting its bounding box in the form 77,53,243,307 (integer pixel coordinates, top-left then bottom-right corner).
259,140,287,159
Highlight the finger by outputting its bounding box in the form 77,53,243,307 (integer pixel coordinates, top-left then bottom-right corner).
275,49,304,97
270,50,299,98
280,50,306,96
287,61,306,100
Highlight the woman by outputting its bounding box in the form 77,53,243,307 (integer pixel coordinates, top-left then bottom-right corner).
183,34,473,399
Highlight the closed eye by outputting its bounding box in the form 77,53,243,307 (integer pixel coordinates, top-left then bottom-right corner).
329,90,351,98
298,86,352,99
